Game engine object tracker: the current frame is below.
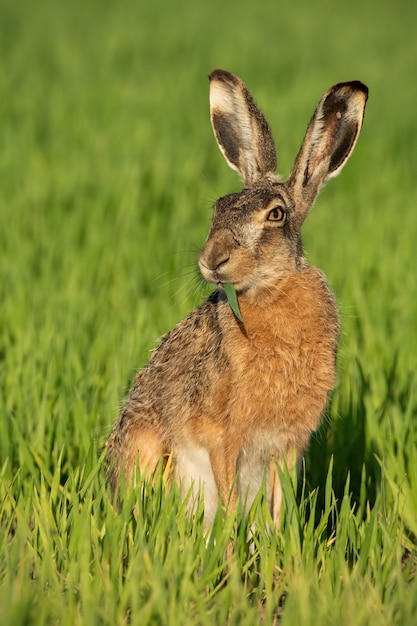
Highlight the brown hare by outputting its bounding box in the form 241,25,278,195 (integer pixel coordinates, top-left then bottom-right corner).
106,70,368,527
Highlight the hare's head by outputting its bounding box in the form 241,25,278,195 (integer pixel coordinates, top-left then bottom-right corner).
199,70,368,295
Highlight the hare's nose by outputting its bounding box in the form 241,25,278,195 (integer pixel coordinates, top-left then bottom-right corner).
199,229,233,272
210,252,230,271
199,250,230,272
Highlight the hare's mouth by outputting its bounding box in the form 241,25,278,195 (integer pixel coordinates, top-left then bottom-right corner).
199,252,254,293
199,259,227,284
217,280,232,292
217,278,252,296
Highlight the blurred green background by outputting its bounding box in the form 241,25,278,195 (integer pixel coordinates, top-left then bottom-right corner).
1,0,416,624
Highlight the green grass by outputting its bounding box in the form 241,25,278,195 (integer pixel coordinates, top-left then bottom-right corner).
1,0,417,623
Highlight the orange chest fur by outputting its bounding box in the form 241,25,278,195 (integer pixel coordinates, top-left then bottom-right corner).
220,275,339,432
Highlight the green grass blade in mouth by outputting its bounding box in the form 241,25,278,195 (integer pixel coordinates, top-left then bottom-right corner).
223,283,243,322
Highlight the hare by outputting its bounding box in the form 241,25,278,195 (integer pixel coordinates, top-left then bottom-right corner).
106,70,368,527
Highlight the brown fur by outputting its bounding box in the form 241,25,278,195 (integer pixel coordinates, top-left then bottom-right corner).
106,70,368,527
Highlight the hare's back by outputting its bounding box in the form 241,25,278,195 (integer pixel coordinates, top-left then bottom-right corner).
124,291,232,430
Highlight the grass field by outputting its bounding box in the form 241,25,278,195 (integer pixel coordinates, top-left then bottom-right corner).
1,0,417,624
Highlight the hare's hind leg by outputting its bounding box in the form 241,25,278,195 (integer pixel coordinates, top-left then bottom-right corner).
128,426,166,481
107,423,166,493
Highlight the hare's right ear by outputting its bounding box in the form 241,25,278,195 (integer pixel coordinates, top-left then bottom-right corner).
290,81,368,223
209,69,277,186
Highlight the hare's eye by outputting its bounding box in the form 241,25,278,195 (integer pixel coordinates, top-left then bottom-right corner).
267,206,286,223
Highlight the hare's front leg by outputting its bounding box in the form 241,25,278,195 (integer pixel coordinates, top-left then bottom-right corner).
208,443,241,515
268,458,285,527
268,443,305,528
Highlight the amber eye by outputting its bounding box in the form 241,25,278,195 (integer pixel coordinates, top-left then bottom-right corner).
267,206,286,223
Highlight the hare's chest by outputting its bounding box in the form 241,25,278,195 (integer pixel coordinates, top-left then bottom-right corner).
220,274,339,432
229,329,304,415
225,315,336,432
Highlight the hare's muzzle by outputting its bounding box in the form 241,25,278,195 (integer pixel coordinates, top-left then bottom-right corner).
198,228,236,284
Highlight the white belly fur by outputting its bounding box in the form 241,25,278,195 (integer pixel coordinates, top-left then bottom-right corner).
175,443,219,525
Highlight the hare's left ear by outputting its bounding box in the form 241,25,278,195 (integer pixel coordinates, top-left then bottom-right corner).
290,81,368,222
209,69,277,185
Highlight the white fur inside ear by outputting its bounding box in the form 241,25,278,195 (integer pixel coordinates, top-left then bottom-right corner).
300,84,367,187
210,82,258,182
209,84,235,114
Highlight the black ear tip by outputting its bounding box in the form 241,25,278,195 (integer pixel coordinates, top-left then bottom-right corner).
209,69,221,82
209,69,239,85
331,80,369,100
350,80,369,99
